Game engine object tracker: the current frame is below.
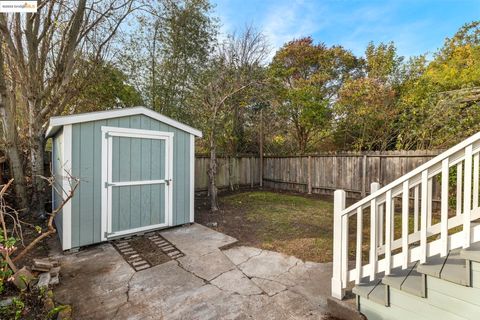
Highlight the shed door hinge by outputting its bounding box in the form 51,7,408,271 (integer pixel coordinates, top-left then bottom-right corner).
104,231,112,238
105,182,115,188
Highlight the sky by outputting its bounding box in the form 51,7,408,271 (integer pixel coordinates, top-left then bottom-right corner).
212,0,480,60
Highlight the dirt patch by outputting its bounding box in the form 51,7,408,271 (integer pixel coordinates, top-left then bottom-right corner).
128,236,171,266
195,188,338,262
112,232,183,271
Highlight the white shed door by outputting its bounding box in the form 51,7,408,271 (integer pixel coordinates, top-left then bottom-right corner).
101,126,173,239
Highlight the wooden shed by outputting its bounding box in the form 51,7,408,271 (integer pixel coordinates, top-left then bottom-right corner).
46,107,202,250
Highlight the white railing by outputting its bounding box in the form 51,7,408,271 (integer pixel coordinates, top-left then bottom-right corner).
331,132,480,299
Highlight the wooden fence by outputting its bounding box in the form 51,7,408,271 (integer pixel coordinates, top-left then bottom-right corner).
195,155,261,192
196,150,444,198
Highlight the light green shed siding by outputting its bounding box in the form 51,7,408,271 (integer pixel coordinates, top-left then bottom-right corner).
70,114,192,248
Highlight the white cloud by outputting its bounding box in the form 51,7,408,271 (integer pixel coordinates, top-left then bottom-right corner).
261,0,326,59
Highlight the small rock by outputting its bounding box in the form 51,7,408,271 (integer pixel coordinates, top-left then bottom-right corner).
44,297,55,310
57,305,72,320
49,266,61,277
206,222,218,227
49,275,59,285
0,297,13,307
36,272,51,289
12,267,34,290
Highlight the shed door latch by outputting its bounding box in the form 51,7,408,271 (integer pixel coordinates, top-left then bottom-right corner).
165,179,172,186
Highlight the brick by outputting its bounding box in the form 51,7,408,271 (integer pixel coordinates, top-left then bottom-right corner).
135,264,150,271
132,260,148,267
167,251,180,257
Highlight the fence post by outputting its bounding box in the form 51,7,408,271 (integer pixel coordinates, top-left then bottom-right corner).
332,189,346,299
250,156,254,188
361,155,367,197
307,156,312,194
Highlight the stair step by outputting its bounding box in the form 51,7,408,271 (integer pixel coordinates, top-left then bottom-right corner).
416,249,470,286
353,278,387,306
382,263,417,290
441,249,469,286
382,262,426,298
400,268,425,297
417,254,447,278
369,283,387,306
460,241,480,262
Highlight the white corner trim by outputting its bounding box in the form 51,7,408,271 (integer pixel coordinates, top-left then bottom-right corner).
101,129,108,241
190,135,195,223
62,124,72,250
47,106,202,138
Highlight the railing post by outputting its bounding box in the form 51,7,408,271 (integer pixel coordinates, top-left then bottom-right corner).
332,189,346,299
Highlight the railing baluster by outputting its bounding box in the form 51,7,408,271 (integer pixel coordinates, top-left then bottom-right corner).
370,182,381,247
370,198,377,281
341,214,348,284
402,181,409,268
427,178,433,228
385,190,392,275
473,153,479,209
457,162,463,216
441,159,449,257
332,190,346,299
356,207,363,284
414,185,419,232
464,145,473,248
421,170,428,263
378,203,384,247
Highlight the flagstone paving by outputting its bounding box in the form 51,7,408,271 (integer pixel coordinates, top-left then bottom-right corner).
54,223,338,319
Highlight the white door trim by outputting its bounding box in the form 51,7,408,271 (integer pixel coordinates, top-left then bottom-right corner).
100,126,174,241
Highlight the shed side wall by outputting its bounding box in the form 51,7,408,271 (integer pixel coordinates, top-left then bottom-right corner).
70,114,191,248
52,128,64,245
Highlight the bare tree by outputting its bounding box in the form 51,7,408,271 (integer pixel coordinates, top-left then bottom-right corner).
194,26,269,211
0,0,136,215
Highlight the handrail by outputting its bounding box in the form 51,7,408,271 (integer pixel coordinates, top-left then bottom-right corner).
341,131,480,216
331,131,480,300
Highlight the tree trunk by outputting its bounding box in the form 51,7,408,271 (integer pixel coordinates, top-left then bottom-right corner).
3,133,27,209
30,134,46,216
0,36,27,209
207,131,219,212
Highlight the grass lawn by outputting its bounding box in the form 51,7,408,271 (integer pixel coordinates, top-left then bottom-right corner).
196,190,455,264
213,191,335,263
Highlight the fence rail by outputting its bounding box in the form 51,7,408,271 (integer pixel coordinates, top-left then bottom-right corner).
198,151,443,197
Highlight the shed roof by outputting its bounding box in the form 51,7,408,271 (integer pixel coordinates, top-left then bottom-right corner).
46,106,203,138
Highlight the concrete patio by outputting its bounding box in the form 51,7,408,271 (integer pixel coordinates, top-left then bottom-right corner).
53,224,339,319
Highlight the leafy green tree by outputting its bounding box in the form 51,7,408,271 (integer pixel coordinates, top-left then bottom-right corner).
269,37,360,153
120,0,216,122
334,42,403,150
72,61,143,113
396,21,480,149
335,77,397,150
